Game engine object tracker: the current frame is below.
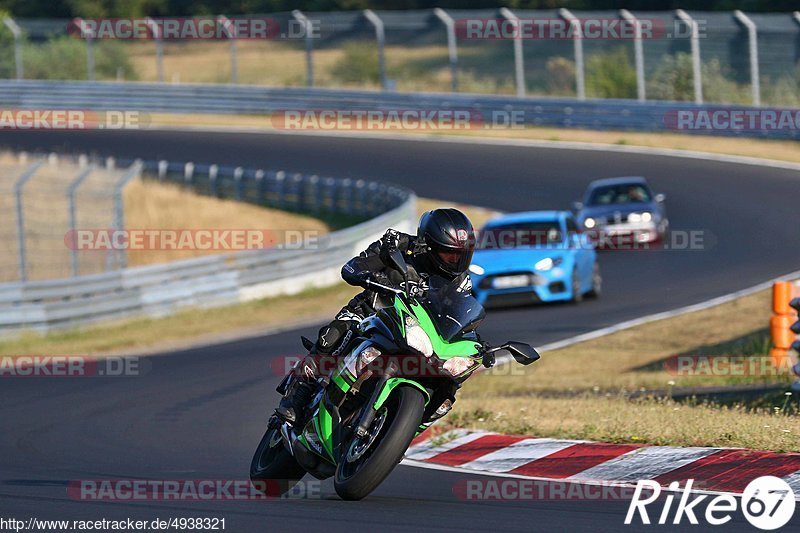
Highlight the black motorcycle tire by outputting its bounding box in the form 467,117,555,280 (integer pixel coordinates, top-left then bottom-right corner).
250,425,307,497
334,387,425,500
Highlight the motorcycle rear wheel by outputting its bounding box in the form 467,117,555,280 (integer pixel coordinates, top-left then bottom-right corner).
250,425,307,497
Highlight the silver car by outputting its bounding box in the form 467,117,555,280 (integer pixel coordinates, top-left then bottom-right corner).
573,176,668,247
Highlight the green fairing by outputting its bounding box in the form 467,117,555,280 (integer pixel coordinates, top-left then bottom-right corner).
373,378,430,410
332,373,350,393
316,404,335,459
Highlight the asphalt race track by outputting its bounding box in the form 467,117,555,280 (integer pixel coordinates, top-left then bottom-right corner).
1,130,799,531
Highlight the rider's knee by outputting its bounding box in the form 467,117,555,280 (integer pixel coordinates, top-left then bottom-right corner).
315,319,351,354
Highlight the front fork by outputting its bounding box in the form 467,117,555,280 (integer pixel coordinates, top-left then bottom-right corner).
354,373,390,438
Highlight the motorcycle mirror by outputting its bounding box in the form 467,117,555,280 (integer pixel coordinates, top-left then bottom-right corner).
389,248,409,276
502,341,541,365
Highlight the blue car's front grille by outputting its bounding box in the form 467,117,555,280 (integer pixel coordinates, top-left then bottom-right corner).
478,271,541,290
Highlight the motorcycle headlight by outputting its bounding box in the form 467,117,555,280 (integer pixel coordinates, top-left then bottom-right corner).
359,346,381,368
405,316,433,357
347,345,381,375
584,217,596,229
442,356,477,377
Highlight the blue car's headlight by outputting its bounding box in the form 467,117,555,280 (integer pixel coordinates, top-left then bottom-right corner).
535,257,563,271
468,264,485,275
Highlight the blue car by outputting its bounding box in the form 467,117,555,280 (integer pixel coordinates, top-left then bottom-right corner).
469,211,601,308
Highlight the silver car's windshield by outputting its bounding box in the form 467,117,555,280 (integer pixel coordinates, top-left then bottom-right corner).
588,184,652,206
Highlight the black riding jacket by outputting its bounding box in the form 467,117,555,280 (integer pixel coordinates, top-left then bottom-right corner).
339,229,472,320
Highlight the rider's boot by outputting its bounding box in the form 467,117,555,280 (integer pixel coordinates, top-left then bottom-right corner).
275,355,319,425
275,379,315,425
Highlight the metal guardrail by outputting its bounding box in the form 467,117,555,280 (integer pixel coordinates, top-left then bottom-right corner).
0,158,417,334
0,80,795,140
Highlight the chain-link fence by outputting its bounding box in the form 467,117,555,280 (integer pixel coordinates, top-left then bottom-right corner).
0,10,798,106
0,153,131,282
0,151,411,284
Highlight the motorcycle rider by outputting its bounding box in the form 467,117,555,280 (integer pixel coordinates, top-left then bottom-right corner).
276,208,476,425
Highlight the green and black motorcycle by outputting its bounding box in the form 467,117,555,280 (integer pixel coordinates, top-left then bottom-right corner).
250,249,540,501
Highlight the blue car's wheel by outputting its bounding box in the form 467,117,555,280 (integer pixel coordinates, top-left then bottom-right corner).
570,268,583,304
587,262,602,299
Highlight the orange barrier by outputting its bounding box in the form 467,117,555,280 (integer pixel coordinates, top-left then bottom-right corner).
770,281,799,366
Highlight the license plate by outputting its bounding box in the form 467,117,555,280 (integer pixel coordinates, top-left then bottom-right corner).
492,275,530,289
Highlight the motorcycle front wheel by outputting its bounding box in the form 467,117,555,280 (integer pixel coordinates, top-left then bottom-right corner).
250,424,307,497
334,386,425,500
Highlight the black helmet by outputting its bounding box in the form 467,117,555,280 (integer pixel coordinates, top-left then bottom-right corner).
417,208,475,278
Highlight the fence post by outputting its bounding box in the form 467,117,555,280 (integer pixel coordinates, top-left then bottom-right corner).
620,9,645,102
111,160,143,270
499,8,525,98
184,162,194,185
73,18,95,81
14,161,44,282
558,9,585,100
158,160,168,181
67,165,95,277
364,10,387,90
433,8,458,92
208,164,219,196
734,10,760,107
218,15,238,84
292,10,314,87
145,17,164,82
676,10,702,105
234,166,244,200
3,17,23,79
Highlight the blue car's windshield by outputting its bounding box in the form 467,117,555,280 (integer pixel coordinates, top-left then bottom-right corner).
477,221,563,250
588,184,651,206
420,276,485,342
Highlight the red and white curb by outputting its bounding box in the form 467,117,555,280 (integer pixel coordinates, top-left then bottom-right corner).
403,430,800,498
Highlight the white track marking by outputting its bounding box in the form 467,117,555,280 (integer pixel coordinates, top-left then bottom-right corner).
568,446,721,482
782,470,800,493
459,438,583,473
404,430,488,461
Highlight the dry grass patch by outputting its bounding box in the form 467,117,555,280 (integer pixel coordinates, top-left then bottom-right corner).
449,287,798,451
471,288,791,396
448,395,800,452
124,178,330,266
